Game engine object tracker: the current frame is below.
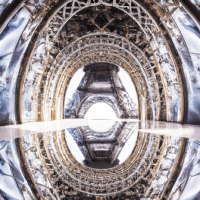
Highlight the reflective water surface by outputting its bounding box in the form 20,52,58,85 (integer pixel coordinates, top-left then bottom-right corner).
0,119,200,199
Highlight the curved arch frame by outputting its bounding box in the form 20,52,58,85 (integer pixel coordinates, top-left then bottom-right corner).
76,95,122,118
11,0,189,199
15,0,187,124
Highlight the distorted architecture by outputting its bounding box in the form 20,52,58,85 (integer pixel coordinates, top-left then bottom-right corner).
65,63,138,118
0,0,200,199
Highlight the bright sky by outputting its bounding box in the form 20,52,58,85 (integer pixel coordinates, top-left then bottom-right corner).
117,129,138,164
173,9,200,54
65,67,85,101
65,130,85,164
85,102,117,132
84,103,117,119
118,67,138,105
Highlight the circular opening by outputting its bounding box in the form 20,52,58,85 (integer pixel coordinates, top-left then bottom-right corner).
84,102,117,119
84,103,117,132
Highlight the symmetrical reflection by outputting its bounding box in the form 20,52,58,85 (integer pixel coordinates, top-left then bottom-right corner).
0,140,33,200
1,0,200,199
12,121,166,198
0,120,200,199
66,121,138,168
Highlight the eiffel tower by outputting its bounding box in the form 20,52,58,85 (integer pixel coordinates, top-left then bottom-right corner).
65,62,138,119
64,62,138,167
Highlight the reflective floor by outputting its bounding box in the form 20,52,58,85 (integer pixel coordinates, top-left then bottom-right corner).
0,119,200,141
0,119,200,199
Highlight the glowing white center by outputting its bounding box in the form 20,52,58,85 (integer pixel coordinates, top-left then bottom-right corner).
84,103,117,132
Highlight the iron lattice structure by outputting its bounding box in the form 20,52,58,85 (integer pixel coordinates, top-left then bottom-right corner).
65,63,138,119
0,0,200,199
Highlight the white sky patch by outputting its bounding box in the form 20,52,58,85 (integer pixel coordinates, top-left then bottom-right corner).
118,129,138,164
85,103,117,132
65,67,85,101
65,130,85,164
118,67,138,105
84,103,117,119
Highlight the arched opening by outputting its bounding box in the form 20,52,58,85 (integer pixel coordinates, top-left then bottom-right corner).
84,102,117,132
64,63,139,120
84,102,117,120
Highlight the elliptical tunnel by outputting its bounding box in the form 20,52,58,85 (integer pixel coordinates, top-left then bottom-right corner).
1,0,200,199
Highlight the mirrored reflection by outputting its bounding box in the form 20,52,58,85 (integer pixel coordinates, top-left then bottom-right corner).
66,121,138,168
0,120,200,199
0,140,34,200
85,103,117,132
87,119,116,132
0,0,200,199
1,118,200,141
